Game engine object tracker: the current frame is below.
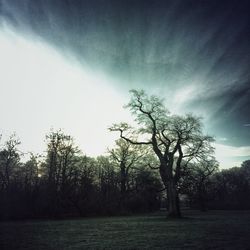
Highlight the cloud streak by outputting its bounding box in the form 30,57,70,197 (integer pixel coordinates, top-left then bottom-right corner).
0,0,249,167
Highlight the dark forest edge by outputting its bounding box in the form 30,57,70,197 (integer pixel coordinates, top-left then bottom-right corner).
0,90,250,220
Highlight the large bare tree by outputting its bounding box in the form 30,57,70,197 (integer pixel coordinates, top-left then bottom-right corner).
110,90,215,217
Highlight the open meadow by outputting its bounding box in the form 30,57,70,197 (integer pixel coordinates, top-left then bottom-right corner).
1,210,250,250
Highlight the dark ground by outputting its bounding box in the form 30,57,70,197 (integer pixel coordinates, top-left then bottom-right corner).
0,210,250,250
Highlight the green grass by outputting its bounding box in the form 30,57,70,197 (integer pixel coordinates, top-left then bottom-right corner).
1,210,250,249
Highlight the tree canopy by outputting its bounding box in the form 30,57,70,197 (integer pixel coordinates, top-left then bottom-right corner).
110,89,216,217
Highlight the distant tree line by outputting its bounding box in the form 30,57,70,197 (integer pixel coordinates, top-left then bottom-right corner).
0,132,249,220
0,90,249,220
207,161,250,210
179,160,250,211
0,131,162,220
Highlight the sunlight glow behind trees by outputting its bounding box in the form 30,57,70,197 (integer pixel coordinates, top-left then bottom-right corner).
0,26,131,157
0,25,248,168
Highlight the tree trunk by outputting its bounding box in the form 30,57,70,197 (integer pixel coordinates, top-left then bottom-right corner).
120,164,127,212
160,163,181,218
167,179,181,218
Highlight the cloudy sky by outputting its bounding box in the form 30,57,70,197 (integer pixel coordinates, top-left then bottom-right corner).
0,0,249,168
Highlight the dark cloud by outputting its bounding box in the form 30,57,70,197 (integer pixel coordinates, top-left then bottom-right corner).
187,81,250,146
0,0,249,146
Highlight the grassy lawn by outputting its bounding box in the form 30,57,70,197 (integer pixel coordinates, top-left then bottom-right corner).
1,210,250,249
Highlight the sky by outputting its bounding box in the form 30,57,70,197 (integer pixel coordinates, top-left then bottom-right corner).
0,0,249,169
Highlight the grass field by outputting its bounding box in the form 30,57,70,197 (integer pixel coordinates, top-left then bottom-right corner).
1,210,250,249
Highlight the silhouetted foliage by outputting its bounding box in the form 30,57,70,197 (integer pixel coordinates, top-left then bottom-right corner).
207,162,250,210
179,158,218,211
110,90,215,217
0,130,163,220
0,91,249,220
109,139,144,212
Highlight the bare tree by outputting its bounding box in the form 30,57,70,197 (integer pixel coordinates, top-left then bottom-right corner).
0,134,21,191
44,129,80,216
109,138,143,210
45,130,79,189
110,89,215,217
179,156,218,211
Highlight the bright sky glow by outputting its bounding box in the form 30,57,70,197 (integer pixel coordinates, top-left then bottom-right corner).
0,25,249,168
172,84,197,114
0,26,131,156
214,143,250,169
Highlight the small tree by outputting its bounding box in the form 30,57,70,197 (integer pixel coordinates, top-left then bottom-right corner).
0,134,21,191
109,138,143,211
110,90,215,217
69,155,99,216
96,156,120,214
0,134,21,219
179,157,218,211
43,129,80,216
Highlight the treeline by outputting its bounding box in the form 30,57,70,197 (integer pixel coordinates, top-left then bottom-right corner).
0,131,162,220
0,131,249,220
208,162,250,210
1,90,250,220
180,160,250,211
